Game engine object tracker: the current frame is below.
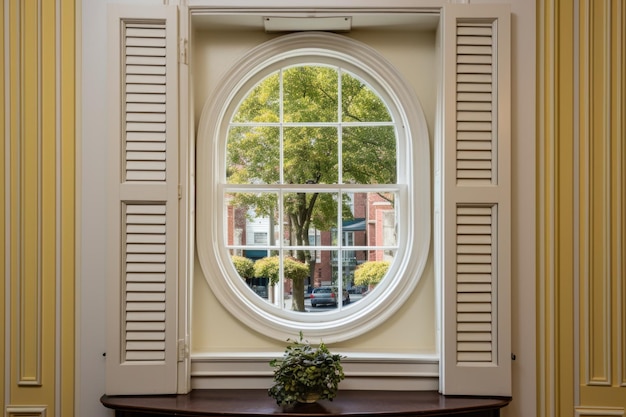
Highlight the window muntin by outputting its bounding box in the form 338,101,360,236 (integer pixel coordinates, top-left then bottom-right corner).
196,32,430,342
225,63,399,312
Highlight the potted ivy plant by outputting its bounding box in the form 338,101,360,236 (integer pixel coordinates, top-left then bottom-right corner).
268,332,345,406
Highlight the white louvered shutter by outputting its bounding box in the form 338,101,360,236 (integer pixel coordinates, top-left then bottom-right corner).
438,4,511,396
106,4,179,395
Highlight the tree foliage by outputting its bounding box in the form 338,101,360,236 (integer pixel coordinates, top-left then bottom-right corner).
253,256,281,286
227,66,395,189
353,260,390,287
254,256,309,286
231,255,255,280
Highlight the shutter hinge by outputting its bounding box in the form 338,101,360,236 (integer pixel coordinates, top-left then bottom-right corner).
178,185,182,199
178,339,188,362
179,38,188,65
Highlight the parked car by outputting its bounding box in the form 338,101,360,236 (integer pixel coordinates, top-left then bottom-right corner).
348,285,367,294
310,286,350,307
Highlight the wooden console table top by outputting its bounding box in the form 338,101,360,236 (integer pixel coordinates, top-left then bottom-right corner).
101,389,511,417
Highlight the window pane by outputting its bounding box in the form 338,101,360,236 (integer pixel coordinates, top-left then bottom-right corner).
308,229,321,263
342,72,392,122
308,251,342,310
230,254,272,303
337,192,396,302
310,250,339,287
354,250,396,295
283,192,339,244
232,72,280,123
255,255,302,307
225,192,279,305
227,126,280,184
359,191,398,248
283,66,338,123
224,191,279,248
342,126,397,184
283,127,338,184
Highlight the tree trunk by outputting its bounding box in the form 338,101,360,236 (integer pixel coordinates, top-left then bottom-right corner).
291,278,305,312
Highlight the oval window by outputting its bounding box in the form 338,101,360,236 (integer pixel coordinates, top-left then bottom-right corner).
197,32,430,343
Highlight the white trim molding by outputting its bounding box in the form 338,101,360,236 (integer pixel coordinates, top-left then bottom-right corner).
191,353,439,390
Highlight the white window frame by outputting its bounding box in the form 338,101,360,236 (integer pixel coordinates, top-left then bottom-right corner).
196,32,431,343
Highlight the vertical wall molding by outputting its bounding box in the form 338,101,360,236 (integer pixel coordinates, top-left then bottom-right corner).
579,0,625,394
537,0,576,415
59,0,77,415
12,0,44,388
618,0,626,390
2,0,77,415
539,0,626,414
1,0,6,411
580,0,612,387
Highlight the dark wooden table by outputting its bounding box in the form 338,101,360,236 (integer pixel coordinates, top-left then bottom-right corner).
101,389,511,417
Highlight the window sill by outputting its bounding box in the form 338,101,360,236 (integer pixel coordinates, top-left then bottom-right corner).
101,389,511,417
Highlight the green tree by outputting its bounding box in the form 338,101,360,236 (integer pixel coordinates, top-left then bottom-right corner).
353,260,390,287
254,256,310,311
227,65,396,311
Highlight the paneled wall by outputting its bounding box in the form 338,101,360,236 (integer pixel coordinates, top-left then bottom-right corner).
1,1,77,416
538,0,625,415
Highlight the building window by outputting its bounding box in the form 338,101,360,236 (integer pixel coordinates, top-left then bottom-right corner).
196,32,430,343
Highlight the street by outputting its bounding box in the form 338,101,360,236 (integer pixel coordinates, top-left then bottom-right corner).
282,293,365,312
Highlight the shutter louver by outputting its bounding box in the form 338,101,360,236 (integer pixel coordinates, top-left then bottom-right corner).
107,5,179,395
456,205,494,363
124,203,167,361
439,4,511,397
124,23,168,182
456,23,494,185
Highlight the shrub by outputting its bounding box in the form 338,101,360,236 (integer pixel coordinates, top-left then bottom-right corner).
254,256,309,286
231,255,254,279
353,260,390,286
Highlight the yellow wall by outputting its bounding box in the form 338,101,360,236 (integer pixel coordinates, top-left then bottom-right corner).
538,0,625,415
1,1,76,416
